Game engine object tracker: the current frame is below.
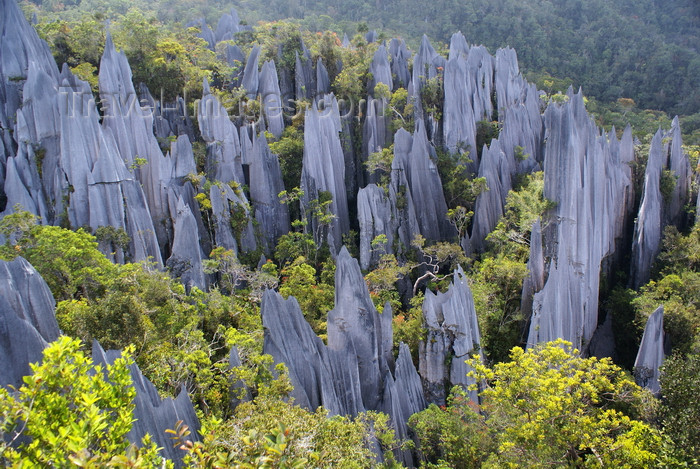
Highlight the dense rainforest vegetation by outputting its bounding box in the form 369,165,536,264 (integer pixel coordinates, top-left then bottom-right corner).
1,0,699,466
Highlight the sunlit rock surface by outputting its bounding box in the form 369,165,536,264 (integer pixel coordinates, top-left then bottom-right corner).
527,90,634,350
259,60,285,138
246,130,289,253
357,183,394,270
633,305,665,394
419,267,482,405
300,96,349,253
262,248,425,466
630,118,690,289
391,121,453,242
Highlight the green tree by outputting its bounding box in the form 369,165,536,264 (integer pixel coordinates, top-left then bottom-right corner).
469,340,667,468
409,387,494,468
659,353,700,465
0,336,164,468
3,223,116,301
278,257,335,338
471,255,528,364
486,171,554,262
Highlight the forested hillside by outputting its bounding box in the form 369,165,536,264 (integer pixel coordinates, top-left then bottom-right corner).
232,0,700,116
1,0,699,466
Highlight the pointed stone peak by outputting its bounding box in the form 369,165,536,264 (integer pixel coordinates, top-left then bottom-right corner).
202,77,211,96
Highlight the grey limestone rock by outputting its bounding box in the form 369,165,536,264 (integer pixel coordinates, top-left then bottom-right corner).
0,0,58,136
341,33,351,48
389,38,411,90
470,139,511,252
316,58,330,96
138,83,195,143
100,34,172,257
630,130,666,290
261,289,352,413
295,45,316,101
495,47,526,118
190,18,215,50
198,78,245,184
8,40,162,265
260,248,426,464
225,44,246,87
357,183,394,270
443,53,477,163
300,96,349,253
363,95,391,159
259,60,285,138
92,341,200,466
209,182,256,255
0,257,58,387
419,267,482,405
588,313,616,360
247,131,289,253
448,32,469,60
369,44,393,92
411,35,440,99
527,90,634,349
215,9,242,43
327,247,390,411
666,117,691,228
166,197,206,291
520,218,545,319
391,121,453,242
633,305,665,394
242,46,260,99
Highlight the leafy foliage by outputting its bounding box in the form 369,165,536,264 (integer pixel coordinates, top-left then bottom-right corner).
0,337,165,468
632,224,700,356
468,340,667,468
1,220,117,302
409,387,494,467
659,353,700,465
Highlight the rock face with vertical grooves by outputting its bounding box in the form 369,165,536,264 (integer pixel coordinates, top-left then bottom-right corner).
295,42,316,101
316,58,330,96
261,248,426,466
411,35,440,98
259,60,285,138
0,0,58,148
363,95,391,158
633,305,665,394
138,83,195,143
470,140,511,252
527,89,635,350
242,46,260,99
100,33,173,258
369,44,393,92
357,183,394,270
300,97,349,253
92,341,200,467
521,218,545,319
327,248,390,411
630,130,665,290
391,121,453,242
0,257,59,387
419,267,483,405
1,8,162,265
630,118,690,289
389,38,411,90
198,78,244,184
215,8,242,43
166,197,206,291
247,131,289,253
